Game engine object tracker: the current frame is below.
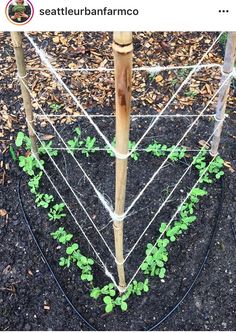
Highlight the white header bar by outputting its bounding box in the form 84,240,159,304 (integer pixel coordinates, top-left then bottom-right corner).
0,0,235,31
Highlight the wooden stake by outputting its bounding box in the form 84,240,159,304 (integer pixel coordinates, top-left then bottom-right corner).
210,32,236,156
113,32,133,291
11,32,38,158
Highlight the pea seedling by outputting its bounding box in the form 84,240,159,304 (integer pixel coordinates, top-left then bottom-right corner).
48,203,66,221
51,227,73,244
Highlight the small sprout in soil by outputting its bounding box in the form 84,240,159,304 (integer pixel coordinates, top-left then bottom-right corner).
9,146,17,161
81,136,99,157
67,127,84,154
141,241,169,278
28,172,43,194
38,141,58,157
49,103,63,112
35,193,54,209
51,227,73,244
15,131,31,150
128,141,140,161
48,203,66,221
90,283,116,300
145,141,167,157
184,90,198,98
19,155,44,176
59,243,94,282
105,138,116,157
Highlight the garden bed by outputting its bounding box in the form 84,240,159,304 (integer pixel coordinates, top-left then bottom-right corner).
0,32,236,331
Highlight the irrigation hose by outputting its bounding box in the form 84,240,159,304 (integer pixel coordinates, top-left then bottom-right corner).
18,176,227,331
18,177,97,331
148,177,224,331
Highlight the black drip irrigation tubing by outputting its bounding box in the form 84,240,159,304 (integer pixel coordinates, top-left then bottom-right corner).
18,176,226,331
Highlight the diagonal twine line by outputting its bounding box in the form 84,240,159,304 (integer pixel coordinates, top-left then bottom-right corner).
126,32,224,159
123,71,231,218
19,75,115,218
123,73,231,262
24,33,119,160
124,150,219,292
22,129,119,288
25,117,117,263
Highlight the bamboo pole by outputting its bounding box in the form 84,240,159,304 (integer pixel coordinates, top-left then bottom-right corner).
113,32,133,291
210,32,236,156
11,32,38,158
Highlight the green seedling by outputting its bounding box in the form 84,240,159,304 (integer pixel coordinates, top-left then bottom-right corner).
19,155,44,176
38,141,58,157
128,141,140,161
35,193,54,208
28,171,43,194
51,227,73,244
15,131,31,150
67,127,84,153
167,145,186,161
184,90,198,97
59,243,94,282
145,141,167,157
81,137,99,157
90,283,116,300
9,146,17,161
141,242,168,278
93,278,149,313
48,203,66,221
219,32,228,48
49,103,63,112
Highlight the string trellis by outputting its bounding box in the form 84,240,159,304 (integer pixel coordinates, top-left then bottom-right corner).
12,31,234,292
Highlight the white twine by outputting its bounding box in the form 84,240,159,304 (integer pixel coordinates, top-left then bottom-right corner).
25,33,119,159
124,150,219,292
34,113,216,118
126,32,225,160
25,32,224,163
122,72,232,218
26,118,116,262
19,76,115,218
24,129,119,288
26,63,222,73
123,99,228,265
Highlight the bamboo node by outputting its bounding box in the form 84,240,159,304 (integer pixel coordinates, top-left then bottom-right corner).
17,73,28,80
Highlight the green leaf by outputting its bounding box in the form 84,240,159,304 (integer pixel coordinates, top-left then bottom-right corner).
15,132,25,147
159,267,166,279
105,303,113,313
156,260,164,268
103,296,112,304
121,301,128,311
90,288,101,299
141,263,148,271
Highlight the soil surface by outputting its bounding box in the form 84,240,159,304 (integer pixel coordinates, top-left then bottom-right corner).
0,32,236,331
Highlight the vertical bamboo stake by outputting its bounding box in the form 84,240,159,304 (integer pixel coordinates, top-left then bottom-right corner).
11,31,38,158
210,32,236,156
113,32,133,291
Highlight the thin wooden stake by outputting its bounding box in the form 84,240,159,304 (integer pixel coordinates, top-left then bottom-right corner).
210,32,236,156
113,32,133,291
11,32,38,158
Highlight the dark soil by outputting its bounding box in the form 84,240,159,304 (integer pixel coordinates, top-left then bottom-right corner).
1,112,236,331
0,31,236,331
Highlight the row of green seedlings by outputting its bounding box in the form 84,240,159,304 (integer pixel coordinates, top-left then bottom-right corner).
13,128,187,163
14,132,151,312
15,131,224,313
65,126,187,161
